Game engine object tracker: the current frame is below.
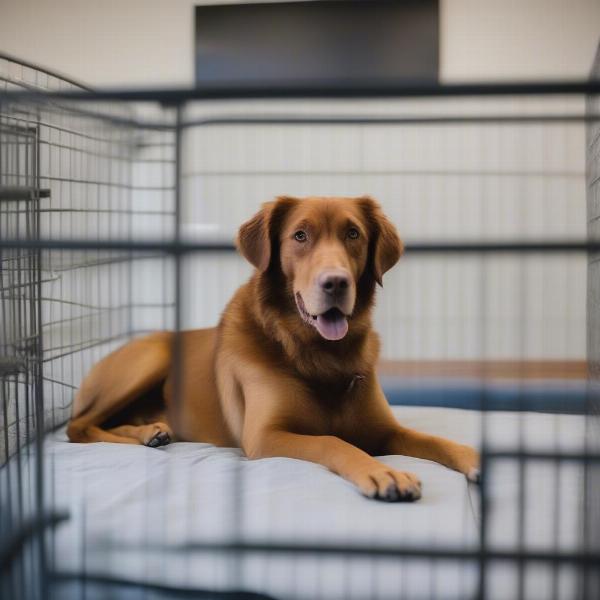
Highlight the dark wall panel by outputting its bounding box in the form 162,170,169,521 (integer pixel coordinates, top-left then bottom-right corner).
195,0,439,87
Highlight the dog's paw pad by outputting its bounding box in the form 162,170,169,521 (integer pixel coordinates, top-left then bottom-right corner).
147,431,170,448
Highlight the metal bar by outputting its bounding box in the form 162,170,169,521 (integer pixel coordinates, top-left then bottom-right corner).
32,117,48,600
50,573,278,600
4,107,600,136
0,51,92,92
0,512,69,573
98,541,600,565
483,451,600,462
0,79,600,103
179,114,600,127
0,357,26,375
477,256,489,600
171,104,183,434
1,239,600,254
0,186,50,201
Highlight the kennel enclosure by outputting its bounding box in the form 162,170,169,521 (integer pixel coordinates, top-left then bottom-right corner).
1,51,600,600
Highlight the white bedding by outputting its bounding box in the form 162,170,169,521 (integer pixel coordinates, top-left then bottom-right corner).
3,407,588,600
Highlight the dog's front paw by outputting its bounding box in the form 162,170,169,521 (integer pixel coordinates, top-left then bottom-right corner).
455,444,480,483
354,464,422,502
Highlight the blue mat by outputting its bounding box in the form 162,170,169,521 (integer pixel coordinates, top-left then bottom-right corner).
381,377,589,414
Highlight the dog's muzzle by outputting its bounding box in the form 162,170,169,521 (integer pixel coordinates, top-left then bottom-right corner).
295,291,351,341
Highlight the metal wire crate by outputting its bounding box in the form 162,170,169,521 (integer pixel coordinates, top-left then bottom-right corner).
1,51,600,600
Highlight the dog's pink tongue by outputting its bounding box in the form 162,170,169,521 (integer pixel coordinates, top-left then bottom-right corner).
315,310,349,341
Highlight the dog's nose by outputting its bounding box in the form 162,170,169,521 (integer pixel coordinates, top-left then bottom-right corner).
319,271,350,296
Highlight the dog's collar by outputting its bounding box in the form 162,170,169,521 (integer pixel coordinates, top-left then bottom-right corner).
346,373,365,394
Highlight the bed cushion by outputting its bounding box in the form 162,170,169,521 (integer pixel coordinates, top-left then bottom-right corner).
2,406,587,599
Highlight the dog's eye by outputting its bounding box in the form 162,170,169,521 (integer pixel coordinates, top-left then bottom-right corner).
294,230,307,242
347,228,360,240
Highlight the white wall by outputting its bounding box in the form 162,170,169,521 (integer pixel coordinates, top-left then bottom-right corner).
441,0,600,81
0,0,598,87
1,1,597,362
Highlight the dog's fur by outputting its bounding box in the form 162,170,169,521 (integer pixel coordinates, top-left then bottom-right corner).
67,196,479,501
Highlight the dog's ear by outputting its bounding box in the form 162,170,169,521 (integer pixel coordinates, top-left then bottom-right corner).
237,197,298,272
358,196,404,286
237,202,274,271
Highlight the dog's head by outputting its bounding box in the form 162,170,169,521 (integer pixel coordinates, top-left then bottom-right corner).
237,196,403,341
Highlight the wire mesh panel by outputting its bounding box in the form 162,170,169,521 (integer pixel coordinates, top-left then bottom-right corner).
0,86,46,600
0,56,176,600
0,53,599,600
0,113,42,462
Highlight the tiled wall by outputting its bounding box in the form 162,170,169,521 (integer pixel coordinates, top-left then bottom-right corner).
178,98,588,360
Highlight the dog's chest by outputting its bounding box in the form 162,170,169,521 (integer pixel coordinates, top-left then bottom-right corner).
309,376,370,440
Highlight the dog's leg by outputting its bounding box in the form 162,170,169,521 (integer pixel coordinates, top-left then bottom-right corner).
358,378,480,482
381,426,480,483
67,333,172,444
237,369,422,501
107,423,173,447
244,429,421,501
66,424,140,444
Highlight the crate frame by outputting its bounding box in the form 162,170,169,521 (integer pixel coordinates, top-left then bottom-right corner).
1,52,600,600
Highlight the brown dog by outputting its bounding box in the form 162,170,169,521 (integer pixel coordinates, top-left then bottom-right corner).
67,196,479,501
